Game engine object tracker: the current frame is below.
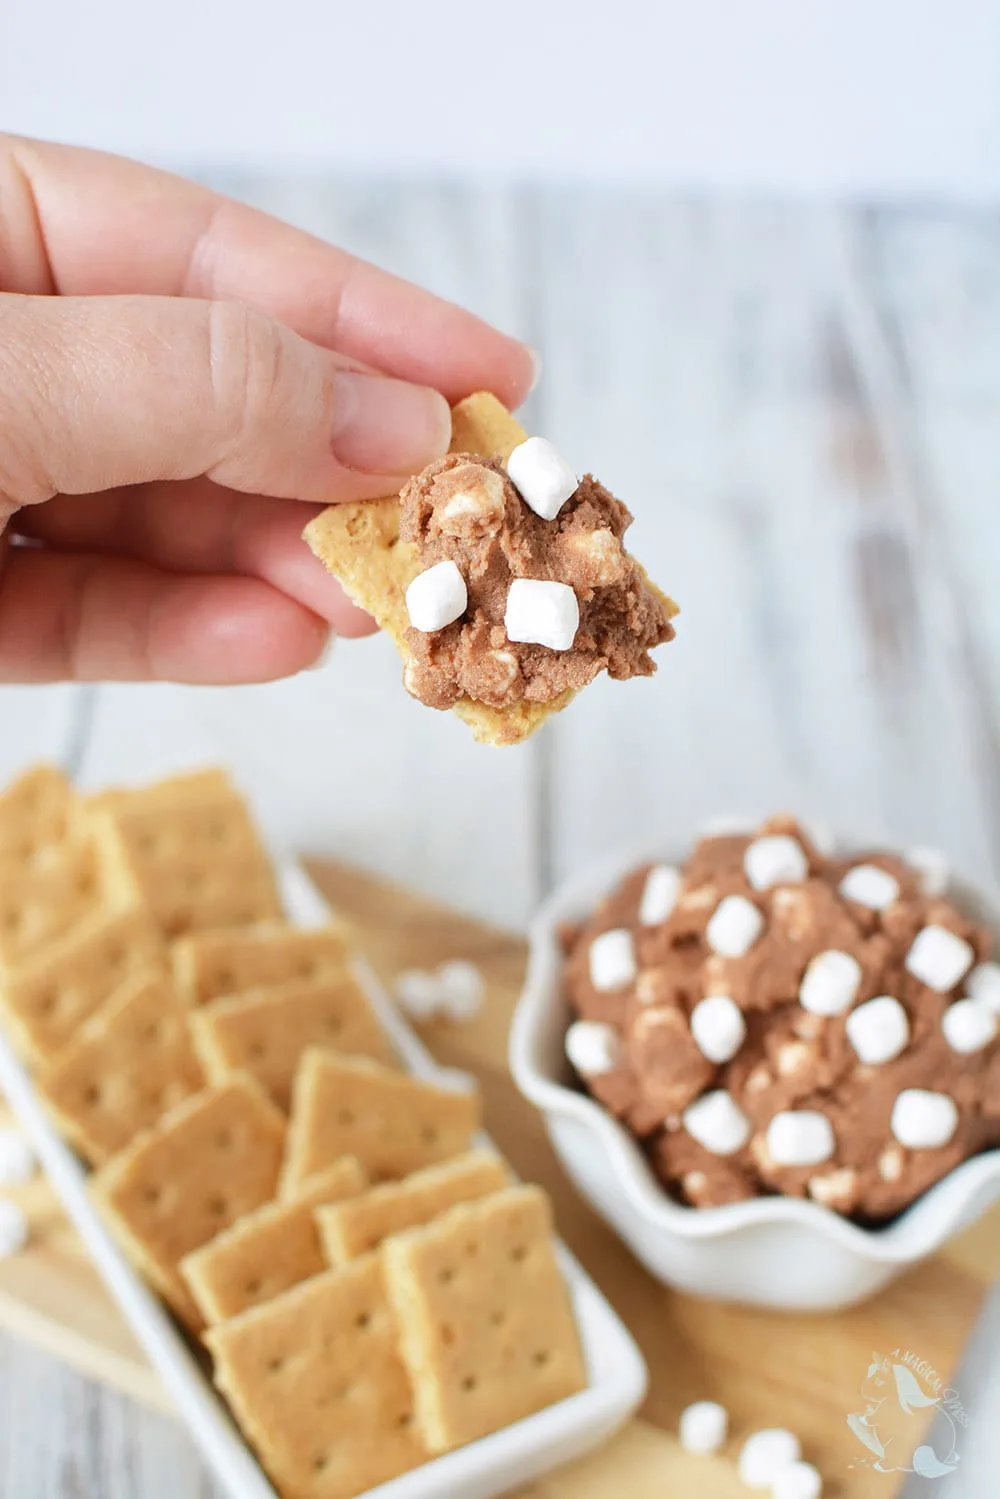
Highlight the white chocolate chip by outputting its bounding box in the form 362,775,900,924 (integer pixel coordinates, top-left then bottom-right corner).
690,995,746,1064
706,894,764,958
744,835,808,891
891,1089,959,1150
799,950,862,1016
507,436,578,520
395,968,445,1020
772,1460,823,1499
504,578,579,652
878,1144,905,1182
838,863,900,911
906,925,974,992
639,864,681,926
765,1110,835,1168
807,1167,857,1210
0,1130,35,1187
678,1400,728,1456
436,960,485,1021
565,1019,621,1078
0,1199,28,1258
405,559,468,632
562,528,625,584
967,962,1000,1014
907,845,950,897
738,1429,802,1488
942,998,998,1055
845,995,910,1066
682,1091,751,1156
438,468,505,533
588,928,637,992
776,1041,812,1076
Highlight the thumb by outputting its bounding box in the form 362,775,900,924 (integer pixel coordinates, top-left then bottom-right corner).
0,293,451,507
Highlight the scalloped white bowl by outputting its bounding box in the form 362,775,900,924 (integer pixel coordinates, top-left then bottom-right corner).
510,839,1000,1312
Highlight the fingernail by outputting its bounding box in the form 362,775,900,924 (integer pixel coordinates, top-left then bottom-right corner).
526,345,543,393
332,372,451,475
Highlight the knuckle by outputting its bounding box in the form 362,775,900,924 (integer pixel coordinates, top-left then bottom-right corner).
0,299,61,505
205,299,286,452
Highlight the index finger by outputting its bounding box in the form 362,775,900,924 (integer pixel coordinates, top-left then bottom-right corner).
0,135,537,408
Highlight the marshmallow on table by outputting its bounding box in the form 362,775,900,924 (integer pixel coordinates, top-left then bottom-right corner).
682,1091,751,1157
967,962,1000,1014
942,998,998,1055
744,835,808,891
738,1429,802,1488
799,950,862,1016
838,863,900,911
0,1128,36,1187
891,1088,959,1150
678,1400,728,1455
405,559,467,632
0,1199,28,1258
588,928,637,992
706,895,764,958
765,1111,835,1168
436,960,486,1021
845,995,910,1066
504,578,580,652
690,995,746,1064
565,1019,621,1078
907,845,950,897
906,925,974,992
639,864,681,926
506,437,578,521
772,1461,823,1499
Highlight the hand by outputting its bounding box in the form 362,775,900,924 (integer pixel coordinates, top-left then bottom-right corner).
0,137,536,685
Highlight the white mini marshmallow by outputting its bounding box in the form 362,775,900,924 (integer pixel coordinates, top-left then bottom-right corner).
678,1400,729,1456
744,835,808,891
395,969,445,1021
682,1091,751,1157
0,1130,35,1187
891,1088,959,1150
738,1429,802,1489
706,894,764,958
942,998,998,1055
588,928,637,992
838,863,900,911
772,1461,823,1499
639,864,681,926
967,962,1000,1014
404,559,467,633
799,950,862,1016
766,1110,835,1168
436,960,486,1022
565,1019,621,1078
907,845,950,897
0,1199,28,1258
690,995,746,1064
845,995,910,1066
504,578,579,652
906,925,974,992
506,436,578,520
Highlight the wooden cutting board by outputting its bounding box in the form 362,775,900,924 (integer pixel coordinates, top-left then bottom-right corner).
0,858,997,1498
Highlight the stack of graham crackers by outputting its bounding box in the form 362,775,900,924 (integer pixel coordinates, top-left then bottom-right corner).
0,764,586,1498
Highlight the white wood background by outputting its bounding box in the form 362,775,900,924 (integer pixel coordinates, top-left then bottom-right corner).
1,181,999,1492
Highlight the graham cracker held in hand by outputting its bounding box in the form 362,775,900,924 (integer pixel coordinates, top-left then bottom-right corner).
205,1255,427,1498
282,1050,480,1198
0,902,167,1065
317,1149,509,1266
172,923,351,1005
36,972,204,1164
91,1076,286,1328
383,1184,587,1453
190,976,394,1111
180,1156,367,1325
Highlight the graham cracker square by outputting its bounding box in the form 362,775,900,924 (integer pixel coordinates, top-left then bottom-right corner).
36,972,204,1164
180,1156,367,1324
0,765,75,870
205,1255,427,1497
172,924,351,1005
317,1149,509,1266
382,1184,587,1452
80,767,238,818
90,1076,286,1328
190,976,394,1110
281,1050,480,1198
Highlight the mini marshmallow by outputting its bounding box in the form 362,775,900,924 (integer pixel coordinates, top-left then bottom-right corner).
738,1429,802,1489
765,1110,835,1168
838,863,900,911
678,1400,729,1456
744,835,808,891
639,864,681,926
404,559,467,633
907,845,950,897
891,1088,959,1150
906,925,974,993
690,995,746,1064
968,962,1000,1014
0,1130,35,1187
436,960,486,1022
0,1199,28,1258
799,950,862,1016
506,436,579,521
845,995,910,1066
504,578,580,652
588,928,637,992
395,969,445,1021
565,1019,621,1078
682,1091,751,1157
942,998,998,1055
706,894,764,958
772,1461,823,1499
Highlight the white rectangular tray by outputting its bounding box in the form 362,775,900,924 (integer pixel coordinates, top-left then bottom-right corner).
0,861,647,1499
